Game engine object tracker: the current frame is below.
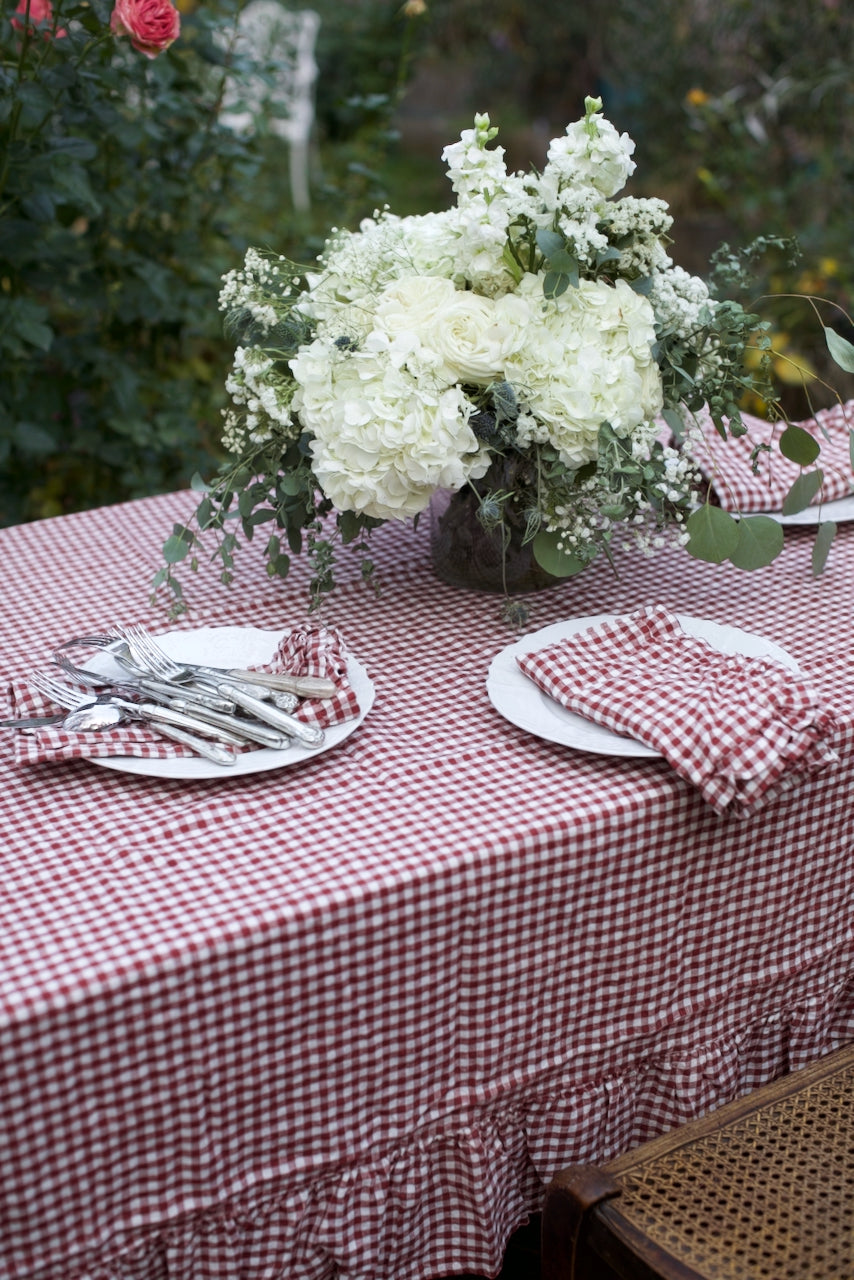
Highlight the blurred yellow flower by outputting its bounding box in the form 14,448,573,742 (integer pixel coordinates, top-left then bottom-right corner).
686,88,710,106
402,0,427,14
744,331,816,387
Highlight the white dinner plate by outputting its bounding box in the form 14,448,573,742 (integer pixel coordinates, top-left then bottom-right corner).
486,613,799,758
87,626,375,779
751,492,854,527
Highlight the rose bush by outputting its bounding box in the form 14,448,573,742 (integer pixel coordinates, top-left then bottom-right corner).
0,0,264,526
11,0,65,34
109,0,178,58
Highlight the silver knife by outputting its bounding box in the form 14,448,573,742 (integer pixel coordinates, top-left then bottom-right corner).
0,714,66,728
114,699,249,748
168,700,292,749
182,663,337,699
216,684,326,746
145,722,237,766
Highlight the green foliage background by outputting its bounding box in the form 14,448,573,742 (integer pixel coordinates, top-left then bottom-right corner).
1,0,851,528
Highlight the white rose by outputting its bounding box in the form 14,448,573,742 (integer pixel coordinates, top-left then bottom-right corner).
374,275,511,384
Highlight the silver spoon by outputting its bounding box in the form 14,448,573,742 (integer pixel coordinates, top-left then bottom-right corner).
61,701,237,766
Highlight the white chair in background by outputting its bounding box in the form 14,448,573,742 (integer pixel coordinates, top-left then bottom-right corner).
218,3,321,212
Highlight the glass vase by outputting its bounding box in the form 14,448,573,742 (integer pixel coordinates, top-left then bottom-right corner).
428,457,562,594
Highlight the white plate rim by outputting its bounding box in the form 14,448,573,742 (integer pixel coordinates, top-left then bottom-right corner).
86,626,375,780
749,492,854,527
486,613,799,759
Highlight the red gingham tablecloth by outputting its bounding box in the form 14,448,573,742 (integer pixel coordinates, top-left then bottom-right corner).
1,491,853,1280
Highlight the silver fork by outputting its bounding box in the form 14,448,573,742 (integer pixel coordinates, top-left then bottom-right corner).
50,655,292,751
116,626,325,747
117,624,337,701
52,651,239,715
29,675,238,765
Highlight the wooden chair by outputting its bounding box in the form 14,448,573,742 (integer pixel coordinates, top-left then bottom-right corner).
218,2,320,212
542,1041,854,1279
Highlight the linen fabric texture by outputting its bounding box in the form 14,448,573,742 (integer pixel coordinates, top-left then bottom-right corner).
516,604,838,815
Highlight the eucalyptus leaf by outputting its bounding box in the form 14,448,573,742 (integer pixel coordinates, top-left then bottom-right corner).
779,423,820,466
543,271,570,299
532,529,592,577
824,326,854,374
728,515,784,570
685,505,740,563
661,408,684,437
811,520,837,576
535,228,565,259
781,469,823,516
163,534,192,564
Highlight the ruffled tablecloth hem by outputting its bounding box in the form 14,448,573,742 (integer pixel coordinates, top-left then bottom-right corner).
35,974,854,1280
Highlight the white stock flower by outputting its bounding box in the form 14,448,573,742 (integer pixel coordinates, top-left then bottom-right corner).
441,113,508,200
290,335,489,520
543,96,636,198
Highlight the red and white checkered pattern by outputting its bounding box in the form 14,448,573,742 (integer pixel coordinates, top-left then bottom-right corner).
688,400,854,512
6,624,359,764
517,604,839,815
1,489,853,1280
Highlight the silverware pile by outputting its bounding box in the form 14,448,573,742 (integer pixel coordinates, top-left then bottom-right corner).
5,625,336,766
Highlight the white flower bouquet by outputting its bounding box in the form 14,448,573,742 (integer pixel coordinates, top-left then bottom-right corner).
158,97,845,610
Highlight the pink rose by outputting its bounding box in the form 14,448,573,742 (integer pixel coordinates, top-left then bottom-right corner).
110,0,180,58
12,0,67,37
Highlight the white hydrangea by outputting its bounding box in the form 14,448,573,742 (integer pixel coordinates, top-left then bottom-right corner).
543,96,636,198
290,333,490,520
497,274,664,467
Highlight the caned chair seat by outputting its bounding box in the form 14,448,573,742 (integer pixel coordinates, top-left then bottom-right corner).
542,1041,854,1280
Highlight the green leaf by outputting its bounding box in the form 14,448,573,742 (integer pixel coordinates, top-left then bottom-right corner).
15,318,53,351
535,228,565,259
532,528,592,577
163,534,192,564
728,515,784,570
781,469,823,516
661,408,684,437
824,326,854,374
778,424,820,466
543,270,570,299
339,509,365,543
812,521,837,576
21,192,55,223
546,248,579,279
684,505,740,563
48,136,98,161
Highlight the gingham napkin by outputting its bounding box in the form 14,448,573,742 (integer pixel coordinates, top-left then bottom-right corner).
516,605,838,815
250,625,360,728
686,402,853,513
8,625,360,766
